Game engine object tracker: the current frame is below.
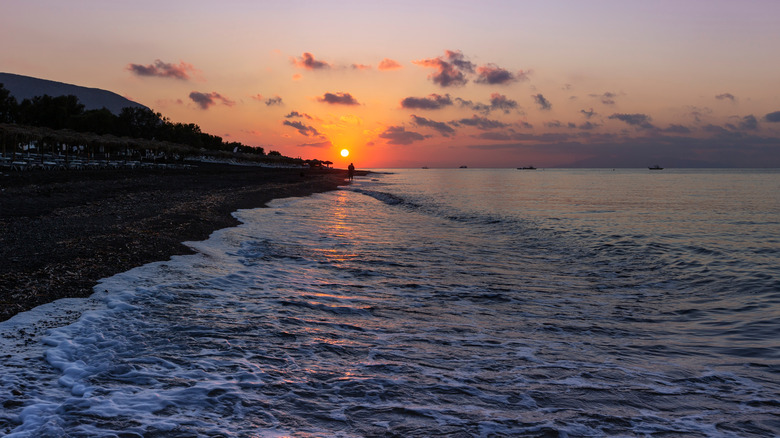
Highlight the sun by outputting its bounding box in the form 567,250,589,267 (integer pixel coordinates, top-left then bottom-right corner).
340,148,350,157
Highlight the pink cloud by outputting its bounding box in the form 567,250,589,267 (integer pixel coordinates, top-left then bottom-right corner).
378,58,402,71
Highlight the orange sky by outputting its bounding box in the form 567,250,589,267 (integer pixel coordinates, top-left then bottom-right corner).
2,0,780,167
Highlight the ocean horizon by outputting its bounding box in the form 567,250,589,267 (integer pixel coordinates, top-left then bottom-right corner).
2,168,779,437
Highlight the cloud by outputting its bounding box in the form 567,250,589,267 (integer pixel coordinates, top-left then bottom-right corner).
188,91,235,109
283,120,321,137
378,58,403,71
285,111,313,120
401,93,453,110
413,50,475,87
532,94,552,111
378,126,427,145
715,93,736,101
455,93,520,115
411,115,456,137
738,115,759,131
489,93,519,114
453,115,509,131
352,63,372,70
580,108,596,119
474,131,574,143
474,64,529,85
664,124,692,134
590,92,617,105
127,59,198,80
687,106,714,123
265,95,283,106
297,140,332,148
578,121,600,130
291,52,332,70
764,111,780,122
317,92,360,105
608,113,655,129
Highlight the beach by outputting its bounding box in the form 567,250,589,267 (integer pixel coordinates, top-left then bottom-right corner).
0,163,348,322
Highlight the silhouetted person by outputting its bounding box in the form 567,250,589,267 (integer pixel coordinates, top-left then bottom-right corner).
347,163,355,181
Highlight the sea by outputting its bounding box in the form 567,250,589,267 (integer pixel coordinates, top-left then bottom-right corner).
1,168,779,437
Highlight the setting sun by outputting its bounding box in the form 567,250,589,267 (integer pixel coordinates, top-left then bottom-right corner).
340,149,349,157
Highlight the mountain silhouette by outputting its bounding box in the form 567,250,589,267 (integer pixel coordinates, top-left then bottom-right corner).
0,72,148,115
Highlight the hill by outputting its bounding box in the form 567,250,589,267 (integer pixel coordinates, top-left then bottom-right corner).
0,72,147,115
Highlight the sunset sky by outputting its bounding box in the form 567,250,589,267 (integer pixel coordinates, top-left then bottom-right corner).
2,0,780,168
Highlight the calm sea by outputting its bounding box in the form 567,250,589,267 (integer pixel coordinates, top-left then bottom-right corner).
2,168,779,437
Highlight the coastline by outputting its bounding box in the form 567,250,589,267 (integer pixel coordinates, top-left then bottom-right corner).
0,163,349,322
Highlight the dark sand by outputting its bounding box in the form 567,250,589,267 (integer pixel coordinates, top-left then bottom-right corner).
0,164,349,322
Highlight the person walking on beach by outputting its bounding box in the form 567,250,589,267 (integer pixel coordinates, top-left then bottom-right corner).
348,163,355,181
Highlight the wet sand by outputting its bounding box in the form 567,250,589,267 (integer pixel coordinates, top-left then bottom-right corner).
0,163,349,322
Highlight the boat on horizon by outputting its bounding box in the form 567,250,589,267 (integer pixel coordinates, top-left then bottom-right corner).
517,166,536,170
459,165,468,168
648,165,664,170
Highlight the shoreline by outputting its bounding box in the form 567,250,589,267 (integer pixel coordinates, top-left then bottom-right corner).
0,163,350,322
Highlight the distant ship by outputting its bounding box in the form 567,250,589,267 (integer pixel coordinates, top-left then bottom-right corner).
422,166,429,169
517,166,536,170
459,165,468,168
648,165,664,170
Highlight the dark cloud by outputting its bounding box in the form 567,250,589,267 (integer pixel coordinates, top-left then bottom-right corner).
378,58,402,71
318,92,360,105
532,94,552,111
285,111,313,120
188,91,235,110
715,93,736,101
608,113,655,129
489,93,519,114
378,126,427,145
687,106,714,123
456,93,519,115
476,131,514,141
411,115,456,137
578,121,600,130
283,120,321,137
455,98,489,114
265,96,283,106
127,59,197,80
453,115,508,131
412,50,475,87
291,52,331,70
474,64,528,85
580,108,596,119
703,124,731,135
474,131,574,143
401,93,453,110
738,115,759,131
664,124,692,134
764,111,780,122
297,140,332,148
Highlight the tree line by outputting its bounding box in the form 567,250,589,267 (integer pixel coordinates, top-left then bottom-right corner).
0,83,270,156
